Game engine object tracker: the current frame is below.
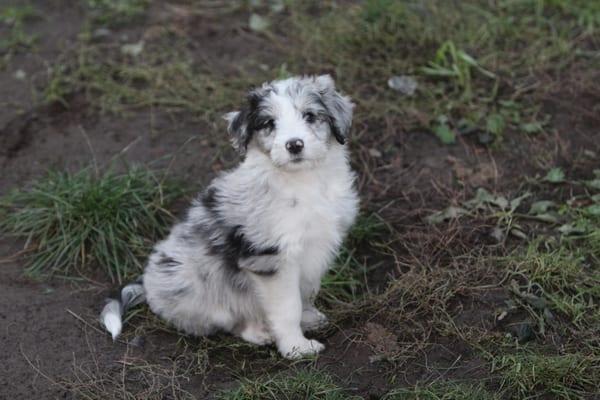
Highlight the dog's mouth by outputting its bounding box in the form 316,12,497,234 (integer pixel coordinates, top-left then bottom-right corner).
291,157,304,164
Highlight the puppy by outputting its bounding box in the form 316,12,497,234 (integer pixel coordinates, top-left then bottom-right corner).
101,75,359,359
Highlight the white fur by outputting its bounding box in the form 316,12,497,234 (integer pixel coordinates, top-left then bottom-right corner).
100,300,122,340
101,75,359,359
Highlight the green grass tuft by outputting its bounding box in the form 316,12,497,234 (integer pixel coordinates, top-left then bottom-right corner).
0,5,37,55
492,352,597,399
0,166,184,283
507,241,600,329
217,369,359,400
85,0,150,26
383,382,498,400
320,213,388,307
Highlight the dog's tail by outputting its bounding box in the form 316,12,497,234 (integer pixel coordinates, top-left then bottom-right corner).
100,276,146,340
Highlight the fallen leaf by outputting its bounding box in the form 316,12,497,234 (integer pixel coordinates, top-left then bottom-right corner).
529,200,556,215
585,179,600,190
490,226,505,242
369,148,382,158
387,75,418,96
585,204,600,216
477,130,494,145
121,41,144,57
425,206,467,224
510,227,528,240
13,69,26,80
433,122,456,144
531,213,560,224
249,14,270,32
543,167,565,183
558,223,587,236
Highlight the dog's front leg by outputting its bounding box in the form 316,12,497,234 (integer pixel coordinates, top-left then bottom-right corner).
252,264,324,359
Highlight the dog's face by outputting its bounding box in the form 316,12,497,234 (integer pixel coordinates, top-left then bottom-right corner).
224,75,353,171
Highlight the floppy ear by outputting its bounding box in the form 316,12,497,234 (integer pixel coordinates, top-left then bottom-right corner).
224,87,271,155
315,75,354,145
223,110,250,155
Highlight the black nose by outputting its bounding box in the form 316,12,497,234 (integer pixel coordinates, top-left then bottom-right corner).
285,138,304,154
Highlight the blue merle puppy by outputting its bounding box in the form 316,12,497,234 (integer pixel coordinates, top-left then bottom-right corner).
101,75,359,359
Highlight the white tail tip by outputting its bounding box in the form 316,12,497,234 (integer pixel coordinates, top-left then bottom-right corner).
100,300,122,340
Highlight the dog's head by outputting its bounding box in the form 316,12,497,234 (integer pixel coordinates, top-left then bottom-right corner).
224,75,354,171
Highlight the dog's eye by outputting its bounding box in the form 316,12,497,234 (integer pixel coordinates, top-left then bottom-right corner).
258,119,275,131
303,112,317,124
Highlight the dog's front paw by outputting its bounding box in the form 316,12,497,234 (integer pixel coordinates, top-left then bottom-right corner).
279,338,324,359
301,308,329,332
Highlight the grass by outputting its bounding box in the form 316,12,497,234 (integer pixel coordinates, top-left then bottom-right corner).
84,0,150,26
0,5,37,57
217,369,359,400
506,241,600,331
0,166,184,283
383,382,498,400
319,213,389,308
491,352,598,399
44,42,253,120
284,0,594,145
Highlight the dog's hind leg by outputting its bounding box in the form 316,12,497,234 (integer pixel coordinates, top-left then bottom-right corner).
235,320,273,345
301,306,328,332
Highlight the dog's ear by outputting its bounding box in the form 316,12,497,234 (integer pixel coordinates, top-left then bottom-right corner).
315,75,354,145
223,110,250,155
224,88,270,155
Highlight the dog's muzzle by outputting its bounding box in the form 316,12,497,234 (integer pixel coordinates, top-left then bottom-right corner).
285,138,304,155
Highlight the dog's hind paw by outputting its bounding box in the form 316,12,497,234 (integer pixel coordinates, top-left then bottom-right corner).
239,322,273,346
301,307,329,332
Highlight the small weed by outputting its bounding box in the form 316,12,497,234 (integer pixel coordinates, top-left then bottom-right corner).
320,249,365,308
383,382,498,400
492,352,597,399
217,369,359,400
0,166,184,283
0,5,37,55
85,0,150,26
421,40,495,100
543,0,600,31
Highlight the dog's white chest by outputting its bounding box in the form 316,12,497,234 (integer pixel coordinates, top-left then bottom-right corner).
271,169,358,264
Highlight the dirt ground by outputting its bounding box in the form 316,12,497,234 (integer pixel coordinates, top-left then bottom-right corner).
1,1,599,399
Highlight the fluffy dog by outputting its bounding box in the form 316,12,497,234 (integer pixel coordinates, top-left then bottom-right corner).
101,75,359,359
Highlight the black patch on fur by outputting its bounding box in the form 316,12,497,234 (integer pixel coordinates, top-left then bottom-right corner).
201,187,218,212
229,87,275,153
193,187,279,286
228,226,279,258
309,93,346,145
215,225,279,275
